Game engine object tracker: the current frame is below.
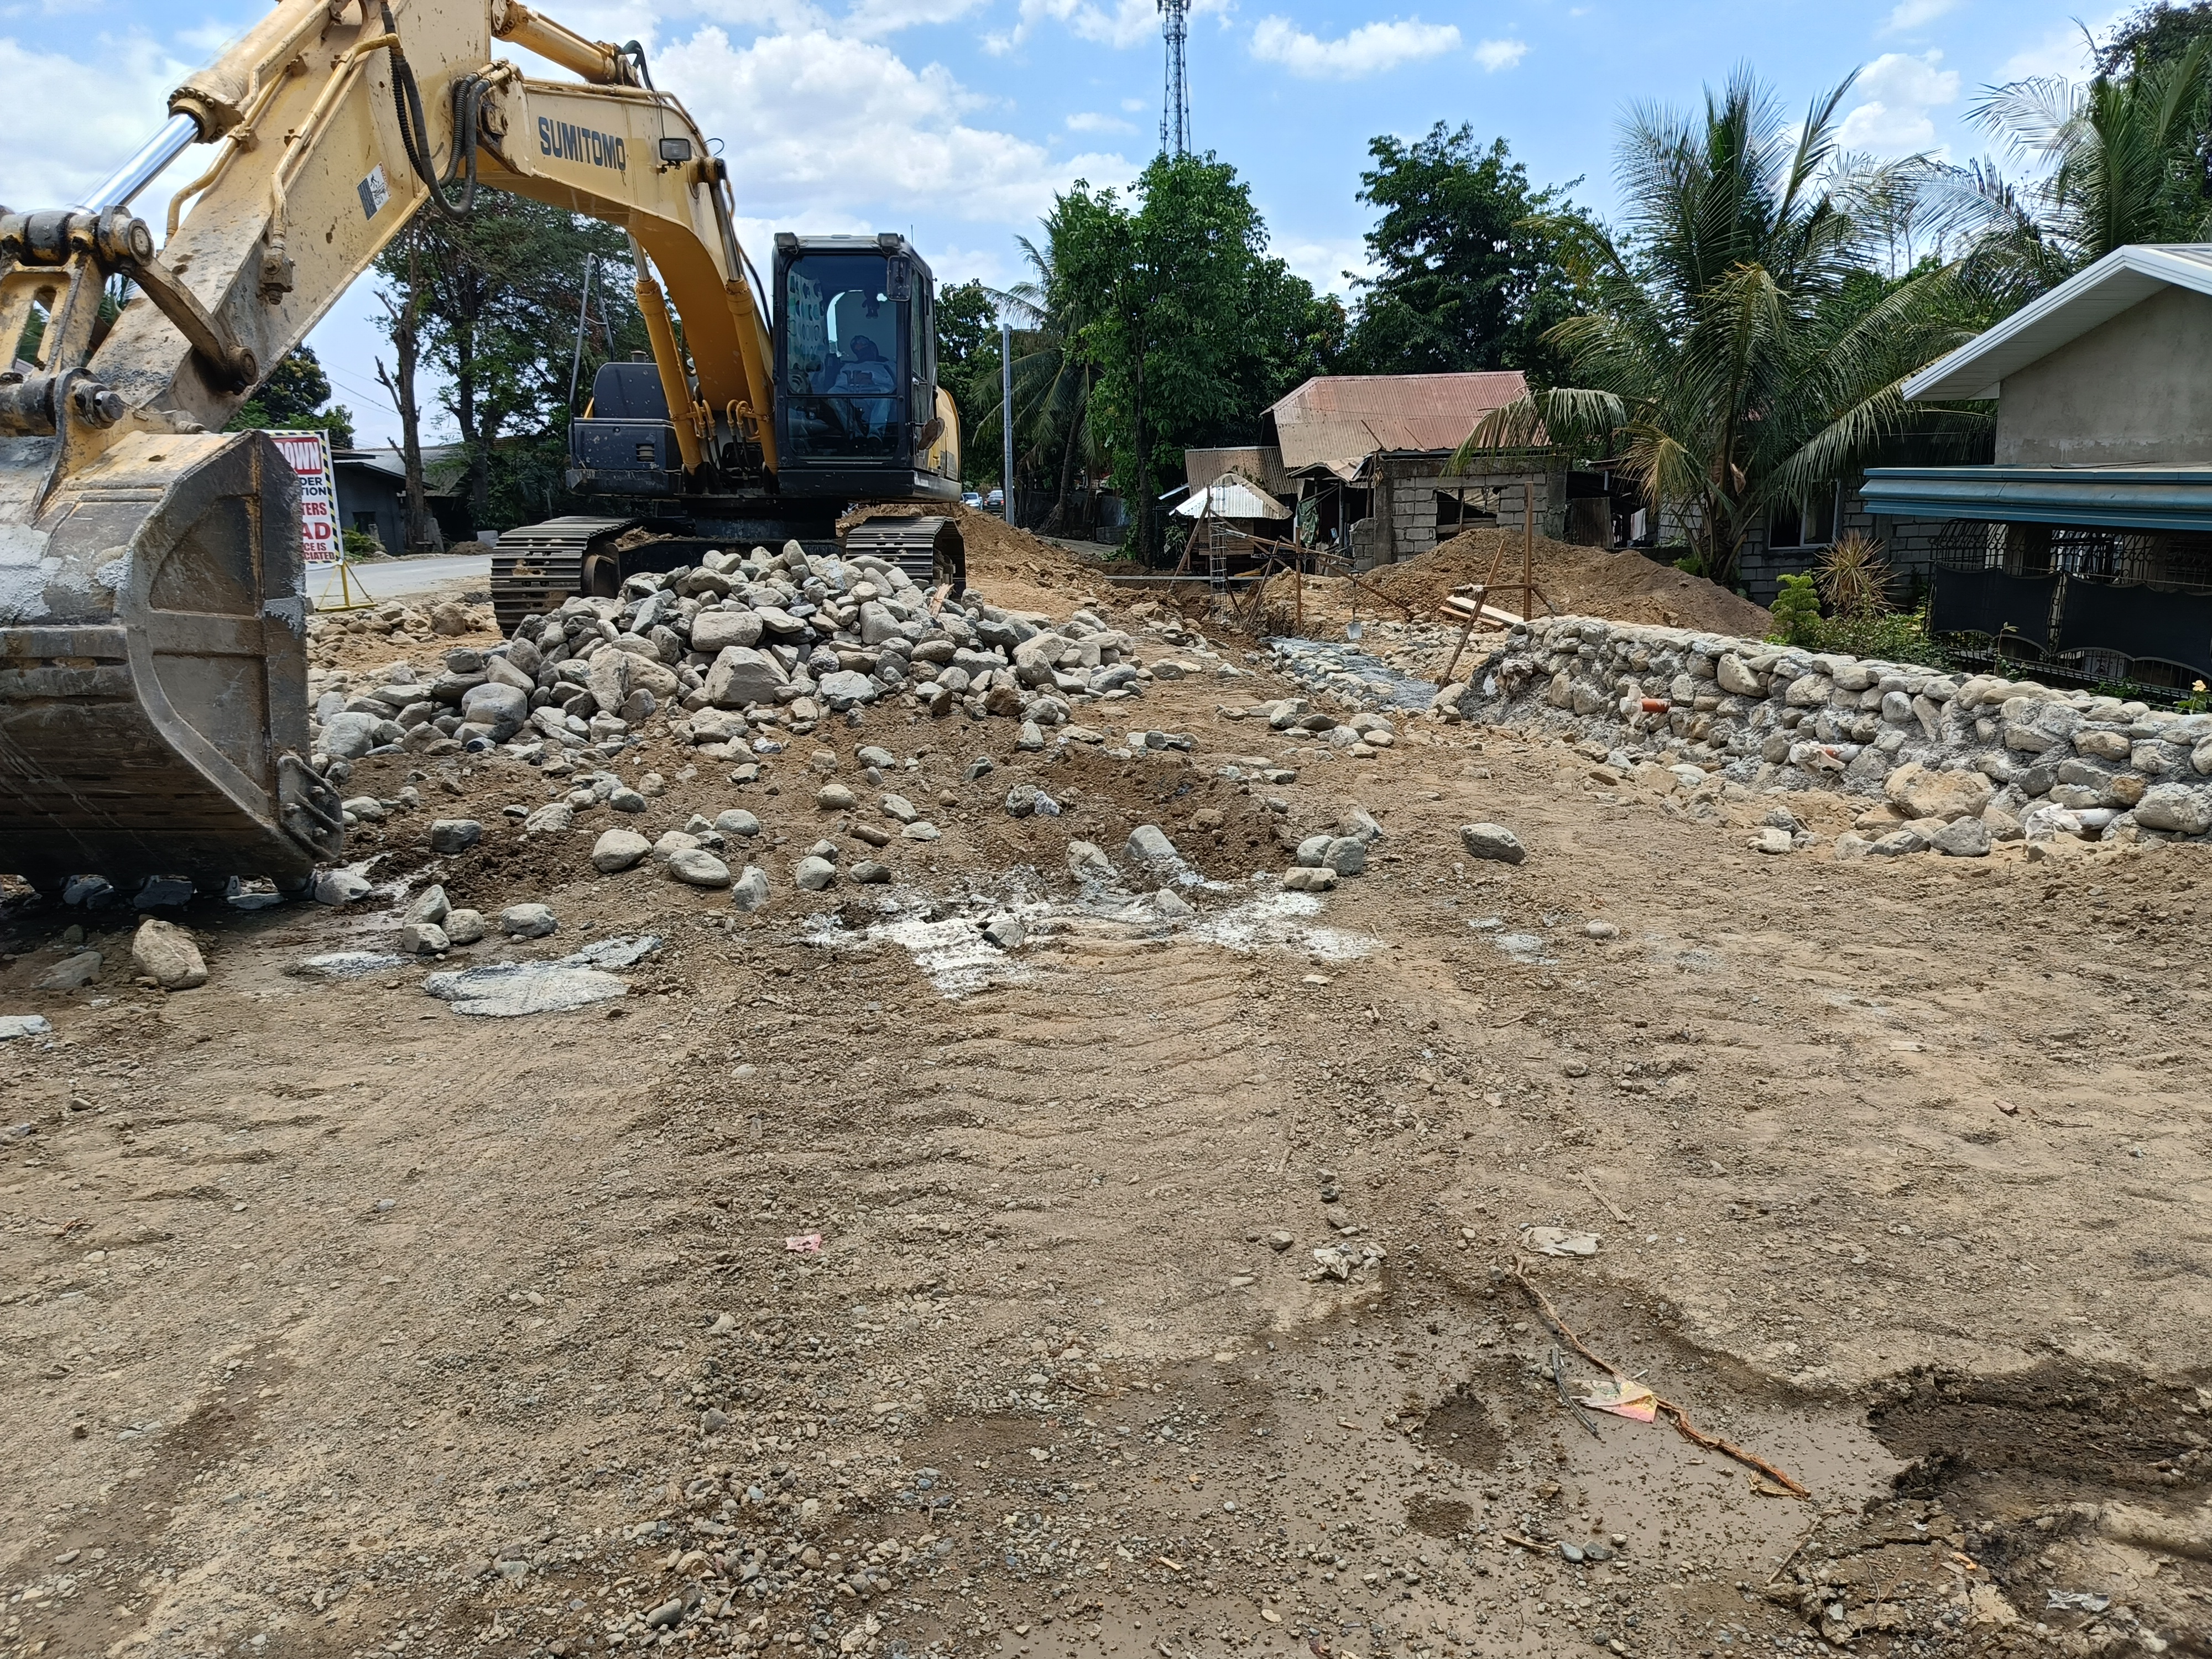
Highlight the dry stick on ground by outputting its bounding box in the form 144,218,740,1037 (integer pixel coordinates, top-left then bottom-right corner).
1579,1169,1632,1224
1766,1516,1825,1585
1509,1257,1812,1499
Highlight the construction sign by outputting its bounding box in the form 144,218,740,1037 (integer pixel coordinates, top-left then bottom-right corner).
269,430,342,566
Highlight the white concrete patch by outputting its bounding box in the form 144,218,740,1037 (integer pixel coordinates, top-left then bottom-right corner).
1181,890,1377,961
422,935,661,1017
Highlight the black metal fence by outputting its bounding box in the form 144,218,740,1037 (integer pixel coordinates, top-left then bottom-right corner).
1928,519,2212,685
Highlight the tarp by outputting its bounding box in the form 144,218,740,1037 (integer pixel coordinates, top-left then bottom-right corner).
1174,473,1290,521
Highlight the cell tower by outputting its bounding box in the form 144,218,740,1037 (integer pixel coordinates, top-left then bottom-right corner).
1158,0,1191,156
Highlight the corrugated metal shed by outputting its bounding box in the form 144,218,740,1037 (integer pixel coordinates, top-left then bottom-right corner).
1266,372,1530,473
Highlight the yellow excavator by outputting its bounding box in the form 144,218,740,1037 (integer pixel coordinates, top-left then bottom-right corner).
0,0,967,898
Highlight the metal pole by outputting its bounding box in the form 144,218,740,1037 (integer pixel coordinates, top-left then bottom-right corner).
76,113,201,211
566,254,596,411
1000,317,1014,522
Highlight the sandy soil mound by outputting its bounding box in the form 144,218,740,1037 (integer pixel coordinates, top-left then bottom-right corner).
1283,529,1772,638
842,504,1112,614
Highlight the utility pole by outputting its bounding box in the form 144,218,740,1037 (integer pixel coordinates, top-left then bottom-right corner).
566,254,596,411
1000,316,1014,523
1157,0,1190,156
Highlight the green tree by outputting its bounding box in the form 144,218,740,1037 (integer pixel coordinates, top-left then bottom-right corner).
1055,152,1333,562
1343,125,1590,382
1935,38,2212,299
2096,2,2212,75
935,278,1001,482
1458,69,1987,587
373,196,639,531
979,232,1091,529
225,345,356,447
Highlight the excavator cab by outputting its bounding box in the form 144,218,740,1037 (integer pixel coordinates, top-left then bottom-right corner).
771,232,959,504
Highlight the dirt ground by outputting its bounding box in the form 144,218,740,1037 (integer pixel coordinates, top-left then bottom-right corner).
2,570,2208,1659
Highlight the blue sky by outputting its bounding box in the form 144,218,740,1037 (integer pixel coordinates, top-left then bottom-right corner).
4,0,2123,446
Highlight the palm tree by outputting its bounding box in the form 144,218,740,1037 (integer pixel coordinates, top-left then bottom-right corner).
1455,66,1987,586
974,218,1097,535
1928,39,2212,299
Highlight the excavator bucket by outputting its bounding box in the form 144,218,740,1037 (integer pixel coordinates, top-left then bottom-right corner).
0,428,344,898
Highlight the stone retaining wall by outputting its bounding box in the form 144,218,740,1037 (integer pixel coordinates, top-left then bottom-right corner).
1439,614,2212,851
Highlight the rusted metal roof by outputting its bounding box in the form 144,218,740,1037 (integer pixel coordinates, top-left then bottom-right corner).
1266,372,1530,473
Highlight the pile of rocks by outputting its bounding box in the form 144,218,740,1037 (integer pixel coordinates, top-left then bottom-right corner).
305,597,488,653
1223,696,1401,760
1446,615,2212,853
305,542,1172,782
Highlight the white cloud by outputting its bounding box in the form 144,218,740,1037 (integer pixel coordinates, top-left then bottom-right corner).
1065,110,1136,133
1472,37,1527,71
658,27,1127,221
1837,49,1960,153
1274,233,1373,298
1249,15,1462,80
0,32,199,215
1880,0,1959,33
839,0,989,38
1995,11,2124,80
984,0,1228,54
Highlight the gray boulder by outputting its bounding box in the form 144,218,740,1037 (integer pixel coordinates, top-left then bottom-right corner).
592,828,653,873
690,609,764,654
1125,823,1179,863
794,855,837,891
460,682,529,740
321,711,379,761
816,670,878,709
313,868,372,905
35,951,102,991
1932,817,1992,857
730,865,771,912
130,918,207,990
2135,782,2212,836
667,848,732,886
1459,822,1526,865
703,646,787,708
429,818,483,854
501,903,559,938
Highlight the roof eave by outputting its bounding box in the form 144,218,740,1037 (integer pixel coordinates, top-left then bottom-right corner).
1903,244,2212,401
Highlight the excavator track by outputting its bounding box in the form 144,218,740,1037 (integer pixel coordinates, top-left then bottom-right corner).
838,514,967,593
490,516,640,634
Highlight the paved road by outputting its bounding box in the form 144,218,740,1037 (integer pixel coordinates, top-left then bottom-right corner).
307,553,491,603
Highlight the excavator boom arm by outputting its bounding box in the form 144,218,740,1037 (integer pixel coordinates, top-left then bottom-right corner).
0,0,776,894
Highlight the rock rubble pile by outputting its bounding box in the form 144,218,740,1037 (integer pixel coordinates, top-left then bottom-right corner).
305,541,1174,784
1443,614,2212,856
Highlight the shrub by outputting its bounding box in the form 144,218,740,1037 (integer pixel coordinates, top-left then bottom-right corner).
1768,574,1822,647
341,527,384,559
1812,607,1952,668
1814,531,1892,621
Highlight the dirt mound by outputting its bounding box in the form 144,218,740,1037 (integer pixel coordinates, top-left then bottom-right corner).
842,504,1112,613
1293,529,1771,637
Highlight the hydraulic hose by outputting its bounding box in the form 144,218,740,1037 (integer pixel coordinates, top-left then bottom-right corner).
380,1,488,218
